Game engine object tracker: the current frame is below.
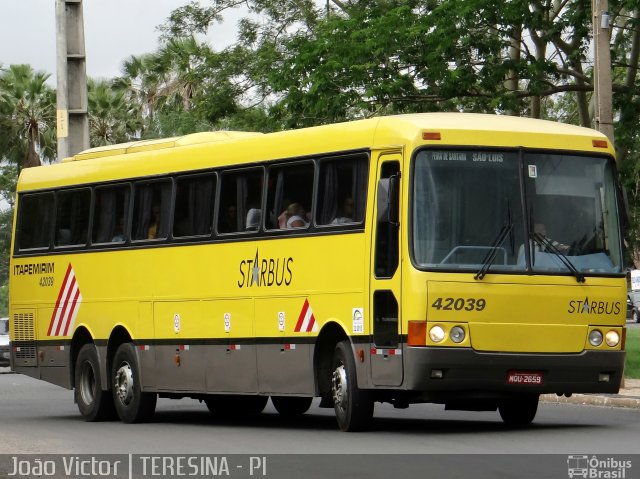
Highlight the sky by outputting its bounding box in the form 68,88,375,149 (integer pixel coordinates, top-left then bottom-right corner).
0,0,243,81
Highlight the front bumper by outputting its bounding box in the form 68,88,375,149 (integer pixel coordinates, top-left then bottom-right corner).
404,347,625,396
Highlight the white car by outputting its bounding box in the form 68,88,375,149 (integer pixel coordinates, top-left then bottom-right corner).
0,317,9,367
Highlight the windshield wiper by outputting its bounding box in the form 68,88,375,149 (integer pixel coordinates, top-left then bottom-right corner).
475,223,513,280
533,233,585,283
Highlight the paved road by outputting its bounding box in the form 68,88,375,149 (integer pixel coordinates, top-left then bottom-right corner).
1,373,639,456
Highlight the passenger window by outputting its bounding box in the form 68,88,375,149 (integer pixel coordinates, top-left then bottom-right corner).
92,185,130,244
174,174,216,238
316,155,368,225
18,193,54,250
217,169,263,233
55,188,91,247
265,162,314,230
131,180,172,241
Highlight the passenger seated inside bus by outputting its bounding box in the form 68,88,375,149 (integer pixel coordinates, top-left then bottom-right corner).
147,204,161,239
331,196,354,224
220,205,237,233
285,203,309,229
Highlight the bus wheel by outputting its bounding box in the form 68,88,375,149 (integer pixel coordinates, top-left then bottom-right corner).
498,394,539,426
271,396,313,417
331,340,374,431
111,343,157,423
74,344,115,421
205,395,268,416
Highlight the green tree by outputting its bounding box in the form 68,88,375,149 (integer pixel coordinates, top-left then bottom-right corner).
0,64,56,312
88,78,141,146
0,64,56,169
158,0,640,260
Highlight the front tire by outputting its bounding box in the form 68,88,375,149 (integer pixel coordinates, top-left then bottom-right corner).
634,309,639,323
498,394,539,426
271,396,313,417
111,343,156,423
331,340,374,431
74,344,115,421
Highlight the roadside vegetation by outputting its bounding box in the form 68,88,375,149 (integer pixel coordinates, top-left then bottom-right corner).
625,327,640,379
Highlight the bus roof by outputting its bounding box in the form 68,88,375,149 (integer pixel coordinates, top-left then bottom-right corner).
17,113,614,192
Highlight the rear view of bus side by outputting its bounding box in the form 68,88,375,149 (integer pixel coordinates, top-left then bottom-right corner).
9,113,627,431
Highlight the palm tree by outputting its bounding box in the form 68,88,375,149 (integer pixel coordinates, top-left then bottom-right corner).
88,78,141,147
0,64,56,170
113,38,216,138
114,53,167,137
155,36,212,111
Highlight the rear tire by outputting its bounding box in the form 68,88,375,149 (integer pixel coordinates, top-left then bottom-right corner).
271,396,313,417
634,309,639,323
74,344,115,421
498,394,539,426
205,395,268,416
111,343,156,423
331,340,374,431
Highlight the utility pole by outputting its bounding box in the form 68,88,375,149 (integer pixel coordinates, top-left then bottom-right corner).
592,0,615,156
55,0,89,161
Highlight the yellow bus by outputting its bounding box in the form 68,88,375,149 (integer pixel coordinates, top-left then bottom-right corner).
9,113,627,431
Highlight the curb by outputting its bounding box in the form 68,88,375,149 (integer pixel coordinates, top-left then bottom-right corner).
541,393,640,409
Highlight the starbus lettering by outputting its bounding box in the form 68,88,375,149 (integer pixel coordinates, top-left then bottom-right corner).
237,249,293,288
568,297,621,315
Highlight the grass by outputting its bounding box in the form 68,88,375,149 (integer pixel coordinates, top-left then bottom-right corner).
625,327,640,379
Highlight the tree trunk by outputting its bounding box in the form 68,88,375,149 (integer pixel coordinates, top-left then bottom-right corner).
571,60,591,127
23,130,42,169
506,25,522,116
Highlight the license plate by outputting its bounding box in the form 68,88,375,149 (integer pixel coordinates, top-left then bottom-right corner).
506,371,544,385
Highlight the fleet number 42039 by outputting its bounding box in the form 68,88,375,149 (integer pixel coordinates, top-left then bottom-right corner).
431,297,486,311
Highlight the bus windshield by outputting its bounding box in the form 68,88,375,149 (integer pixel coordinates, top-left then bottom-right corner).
412,149,623,275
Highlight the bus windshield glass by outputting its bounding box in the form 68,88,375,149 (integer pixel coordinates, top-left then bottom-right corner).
412,149,623,275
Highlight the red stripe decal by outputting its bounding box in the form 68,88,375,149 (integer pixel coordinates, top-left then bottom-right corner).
48,264,73,336
306,313,316,332
54,276,76,336
294,299,309,332
62,287,81,336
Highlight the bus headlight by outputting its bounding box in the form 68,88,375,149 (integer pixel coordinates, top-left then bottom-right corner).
605,330,620,347
589,329,603,347
429,326,446,343
450,326,465,343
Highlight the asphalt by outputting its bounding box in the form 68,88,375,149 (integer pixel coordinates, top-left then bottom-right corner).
2,367,639,410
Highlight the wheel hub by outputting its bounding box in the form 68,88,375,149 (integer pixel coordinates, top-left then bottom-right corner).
115,362,134,406
332,363,348,411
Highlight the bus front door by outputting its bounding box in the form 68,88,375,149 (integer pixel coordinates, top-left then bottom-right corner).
370,155,403,387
